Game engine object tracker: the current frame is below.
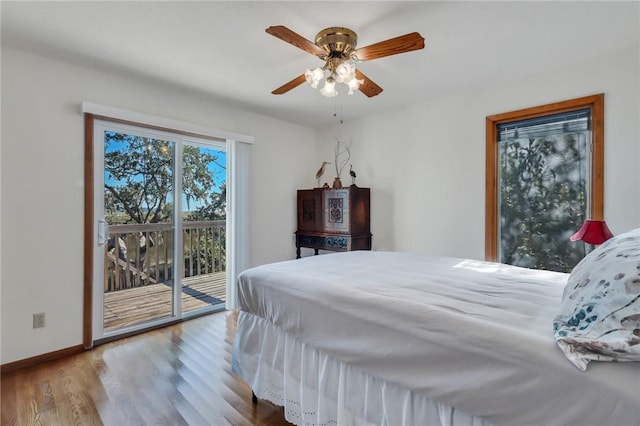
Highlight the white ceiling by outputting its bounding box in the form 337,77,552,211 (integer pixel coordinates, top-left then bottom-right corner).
2,1,638,129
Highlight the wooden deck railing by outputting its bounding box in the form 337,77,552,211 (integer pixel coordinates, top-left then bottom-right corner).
104,220,225,293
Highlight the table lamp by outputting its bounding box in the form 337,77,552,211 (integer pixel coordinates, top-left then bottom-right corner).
570,219,613,245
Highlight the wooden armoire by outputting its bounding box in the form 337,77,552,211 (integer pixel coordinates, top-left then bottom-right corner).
295,186,371,258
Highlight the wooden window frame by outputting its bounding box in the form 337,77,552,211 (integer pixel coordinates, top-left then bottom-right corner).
485,94,604,262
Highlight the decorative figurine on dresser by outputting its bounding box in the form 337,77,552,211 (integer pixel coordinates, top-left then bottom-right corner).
296,186,371,258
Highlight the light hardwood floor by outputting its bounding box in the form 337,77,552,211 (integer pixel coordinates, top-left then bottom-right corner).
1,311,291,426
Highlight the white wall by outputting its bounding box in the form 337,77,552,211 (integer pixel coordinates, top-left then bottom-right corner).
0,48,316,364
317,47,640,260
3,37,638,367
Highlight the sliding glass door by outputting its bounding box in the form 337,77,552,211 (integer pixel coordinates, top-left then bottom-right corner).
92,121,227,341
181,142,227,316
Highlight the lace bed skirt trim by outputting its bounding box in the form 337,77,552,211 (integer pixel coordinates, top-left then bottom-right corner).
231,311,491,426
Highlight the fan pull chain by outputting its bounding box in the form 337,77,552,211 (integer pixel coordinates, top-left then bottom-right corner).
332,98,344,124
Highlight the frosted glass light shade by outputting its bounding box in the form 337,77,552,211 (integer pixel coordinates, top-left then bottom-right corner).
319,79,337,97
346,77,364,95
305,67,324,89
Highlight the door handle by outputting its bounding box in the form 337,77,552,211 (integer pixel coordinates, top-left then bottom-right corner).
98,219,109,246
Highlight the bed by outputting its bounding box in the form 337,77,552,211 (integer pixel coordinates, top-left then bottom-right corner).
232,239,640,425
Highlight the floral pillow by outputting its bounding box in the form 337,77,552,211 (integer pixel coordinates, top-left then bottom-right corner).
553,227,640,371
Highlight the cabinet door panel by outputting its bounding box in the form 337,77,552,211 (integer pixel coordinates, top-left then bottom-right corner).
323,189,350,233
349,187,370,235
297,189,322,232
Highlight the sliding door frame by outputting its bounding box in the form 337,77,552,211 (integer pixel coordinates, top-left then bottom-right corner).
82,103,253,348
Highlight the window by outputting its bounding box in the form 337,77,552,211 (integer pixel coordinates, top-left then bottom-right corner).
485,94,604,272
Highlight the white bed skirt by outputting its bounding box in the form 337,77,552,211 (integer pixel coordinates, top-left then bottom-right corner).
232,311,492,426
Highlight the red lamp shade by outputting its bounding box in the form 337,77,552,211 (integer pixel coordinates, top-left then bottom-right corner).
570,220,614,245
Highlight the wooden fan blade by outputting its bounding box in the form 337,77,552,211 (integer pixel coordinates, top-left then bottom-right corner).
266,26,326,57
352,32,425,61
355,70,383,97
272,74,307,95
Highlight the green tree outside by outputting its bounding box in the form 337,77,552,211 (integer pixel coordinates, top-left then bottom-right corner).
499,133,587,272
104,132,226,284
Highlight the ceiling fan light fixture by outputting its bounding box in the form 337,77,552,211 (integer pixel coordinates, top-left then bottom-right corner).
319,77,338,97
306,58,358,96
335,61,356,83
266,25,424,98
346,76,365,95
305,67,324,88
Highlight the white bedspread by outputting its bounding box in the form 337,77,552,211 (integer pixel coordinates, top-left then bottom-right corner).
234,251,640,426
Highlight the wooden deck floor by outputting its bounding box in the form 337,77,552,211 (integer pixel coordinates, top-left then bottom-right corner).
104,272,226,331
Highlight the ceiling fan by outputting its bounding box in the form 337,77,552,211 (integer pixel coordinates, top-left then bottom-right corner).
266,25,425,98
